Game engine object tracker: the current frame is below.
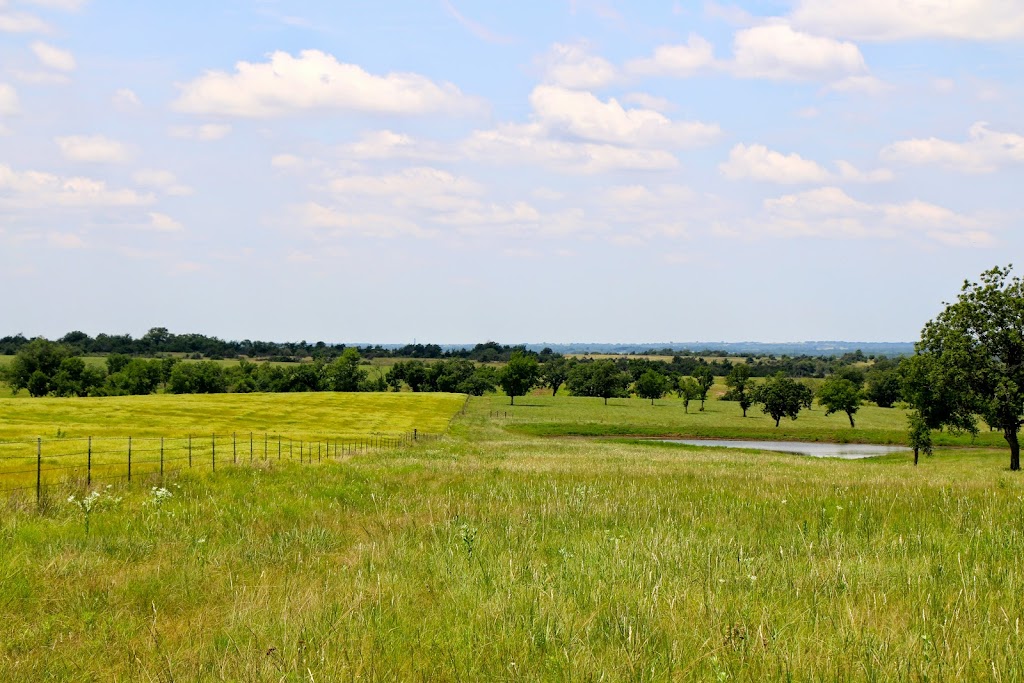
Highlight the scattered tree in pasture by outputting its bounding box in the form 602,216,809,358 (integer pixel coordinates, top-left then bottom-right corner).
723,364,754,416
752,373,810,427
816,377,863,427
692,367,714,411
3,338,70,396
676,376,701,413
541,356,572,396
635,369,668,405
907,411,933,466
567,360,631,405
913,265,1024,470
498,352,540,405
865,367,902,408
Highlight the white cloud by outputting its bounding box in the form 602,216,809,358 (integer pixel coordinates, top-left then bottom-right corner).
789,0,1024,41
174,49,485,117
732,24,867,81
540,42,617,89
826,75,890,95
12,69,70,85
271,153,302,169
133,169,193,196
0,10,49,33
0,83,19,115
300,203,435,239
462,122,680,173
720,143,892,184
112,88,141,109
756,185,990,246
339,129,451,162
328,167,481,211
47,232,84,249
720,143,831,183
529,85,721,148
31,41,75,71
881,122,1024,173
625,35,717,78
55,135,132,163
0,164,155,208
622,92,674,112
147,212,183,232
168,123,232,141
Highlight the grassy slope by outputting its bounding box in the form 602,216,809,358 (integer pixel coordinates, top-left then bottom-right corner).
3,395,1024,680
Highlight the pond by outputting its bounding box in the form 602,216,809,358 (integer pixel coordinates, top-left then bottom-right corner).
664,439,909,460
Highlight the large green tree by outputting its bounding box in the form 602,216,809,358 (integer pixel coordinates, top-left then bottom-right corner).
541,356,572,396
498,351,540,405
634,369,667,405
752,373,812,427
914,266,1024,470
3,338,71,396
692,367,714,411
816,376,863,427
567,360,631,405
723,364,754,416
676,376,701,413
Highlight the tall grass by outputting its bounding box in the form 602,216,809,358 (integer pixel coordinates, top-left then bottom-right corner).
1,396,1021,680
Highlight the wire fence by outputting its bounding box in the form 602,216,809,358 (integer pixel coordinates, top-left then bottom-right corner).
0,429,441,502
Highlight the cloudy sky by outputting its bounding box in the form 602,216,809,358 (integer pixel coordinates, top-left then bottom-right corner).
1,1,1022,344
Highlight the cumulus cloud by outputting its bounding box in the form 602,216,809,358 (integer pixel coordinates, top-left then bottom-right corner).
55,135,132,163
826,75,891,95
881,122,1024,173
339,129,451,162
0,83,19,115
112,88,141,109
720,143,893,184
755,185,991,246
300,203,435,239
174,49,485,117
133,169,193,196
539,42,617,89
31,41,75,71
529,85,721,148
731,24,867,81
328,167,481,211
0,164,155,208
0,10,49,33
624,35,717,78
147,212,183,232
789,0,1024,41
168,123,232,141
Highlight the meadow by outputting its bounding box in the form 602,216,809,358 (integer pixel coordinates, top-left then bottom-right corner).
2,392,1021,680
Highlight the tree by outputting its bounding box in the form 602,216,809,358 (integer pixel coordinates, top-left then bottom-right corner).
816,377,863,427
323,348,367,392
541,356,572,396
498,352,540,405
4,338,70,396
723,364,754,417
865,367,901,408
676,376,701,413
752,373,809,427
907,412,933,466
635,369,668,405
567,360,630,405
914,266,1024,470
692,367,714,411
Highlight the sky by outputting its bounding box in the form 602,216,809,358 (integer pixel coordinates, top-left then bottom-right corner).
1,0,1022,344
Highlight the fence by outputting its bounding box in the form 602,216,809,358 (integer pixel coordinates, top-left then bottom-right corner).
0,429,440,502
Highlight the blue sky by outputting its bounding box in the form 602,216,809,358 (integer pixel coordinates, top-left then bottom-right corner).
1,1,1022,344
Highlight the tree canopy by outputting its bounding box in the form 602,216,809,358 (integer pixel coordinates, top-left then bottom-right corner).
752,373,813,427
498,352,540,405
914,266,1024,470
816,377,863,427
635,369,668,405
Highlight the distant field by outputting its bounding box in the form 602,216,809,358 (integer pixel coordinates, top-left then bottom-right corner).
493,392,1004,448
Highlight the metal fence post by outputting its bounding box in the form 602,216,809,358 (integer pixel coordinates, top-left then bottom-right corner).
189,434,192,468
87,436,92,487
128,436,132,483
233,432,237,465
212,434,216,472
160,437,164,477
36,438,41,503
249,432,253,463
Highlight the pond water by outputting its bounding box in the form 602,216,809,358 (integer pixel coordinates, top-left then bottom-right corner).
664,439,909,460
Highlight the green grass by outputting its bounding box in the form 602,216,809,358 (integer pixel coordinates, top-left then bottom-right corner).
2,394,1023,680
502,390,1006,448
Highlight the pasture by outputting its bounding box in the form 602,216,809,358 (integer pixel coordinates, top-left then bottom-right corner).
2,393,1021,680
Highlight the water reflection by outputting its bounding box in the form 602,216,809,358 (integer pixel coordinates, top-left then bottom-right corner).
665,439,909,460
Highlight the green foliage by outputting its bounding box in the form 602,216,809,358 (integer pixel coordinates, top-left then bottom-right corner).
498,352,540,405
675,376,701,414
817,377,863,428
541,356,572,396
915,265,1024,469
634,369,668,405
907,412,933,465
5,338,71,395
323,348,367,392
692,367,714,411
752,373,813,427
169,361,228,394
566,360,631,405
723,364,754,416
832,364,866,389
865,367,902,408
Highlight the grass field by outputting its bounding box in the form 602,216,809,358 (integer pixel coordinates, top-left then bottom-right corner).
3,393,1022,680
503,390,1006,449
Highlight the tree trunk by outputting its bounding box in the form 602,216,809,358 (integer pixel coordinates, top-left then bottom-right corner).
700,399,705,412
1005,428,1020,471
651,398,654,406
847,412,855,428
775,416,780,427
604,397,608,406
742,407,747,417
914,446,919,466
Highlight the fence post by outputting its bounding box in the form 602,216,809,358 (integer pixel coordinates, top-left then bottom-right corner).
36,438,41,504
128,436,132,483
278,436,281,460
264,433,268,461
318,442,321,463
189,434,192,468
233,432,237,465
249,432,253,463
87,436,92,487
160,437,164,477
212,434,216,472
414,429,418,441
